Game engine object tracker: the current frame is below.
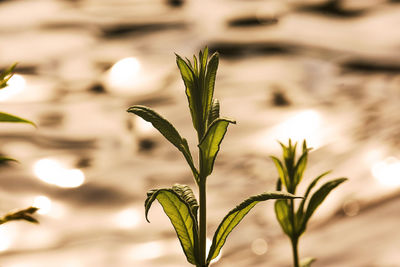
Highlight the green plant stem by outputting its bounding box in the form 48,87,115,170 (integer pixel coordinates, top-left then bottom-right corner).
199,178,207,267
291,236,299,267
289,199,300,267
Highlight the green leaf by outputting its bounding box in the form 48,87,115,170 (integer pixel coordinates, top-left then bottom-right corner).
0,156,19,164
145,186,199,265
302,178,347,231
0,112,36,127
0,206,38,225
270,156,288,190
207,99,220,127
171,184,199,220
294,151,307,186
203,52,218,126
275,199,293,236
176,54,201,133
0,63,17,89
127,105,198,180
297,171,331,221
199,118,235,177
207,191,300,263
300,257,316,267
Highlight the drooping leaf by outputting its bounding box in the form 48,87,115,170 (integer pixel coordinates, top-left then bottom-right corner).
127,106,198,180
207,191,300,263
145,187,199,265
300,257,316,267
202,52,218,126
0,63,17,89
302,178,347,232
0,207,38,225
172,184,199,220
199,118,235,177
0,112,36,127
275,199,293,236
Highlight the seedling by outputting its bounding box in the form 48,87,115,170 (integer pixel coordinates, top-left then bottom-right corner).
271,140,347,267
0,64,38,225
128,48,298,266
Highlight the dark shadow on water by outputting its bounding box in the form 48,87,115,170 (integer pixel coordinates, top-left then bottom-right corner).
297,0,368,18
101,22,186,38
227,16,278,28
341,60,400,73
209,42,295,59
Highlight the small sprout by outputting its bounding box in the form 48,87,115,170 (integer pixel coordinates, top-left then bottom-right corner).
272,139,347,267
128,48,298,266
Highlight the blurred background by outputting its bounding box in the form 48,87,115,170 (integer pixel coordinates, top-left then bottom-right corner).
0,0,400,266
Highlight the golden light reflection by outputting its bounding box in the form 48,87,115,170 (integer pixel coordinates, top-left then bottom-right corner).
134,116,155,136
126,241,164,261
33,158,85,188
272,109,323,148
207,238,222,263
106,57,141,93
372,157,400,187
33,195,52,215
0,74,26,102
251,238,268,255
0,224,16,252
114,208,140,229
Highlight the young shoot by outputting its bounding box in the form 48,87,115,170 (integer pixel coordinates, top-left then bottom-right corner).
271,139,347,267
0,64,38,225
128,48,298,266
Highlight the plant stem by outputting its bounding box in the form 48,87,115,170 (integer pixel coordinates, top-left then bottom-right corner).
199,178,207,266
289,199,300,267
291,236,299,267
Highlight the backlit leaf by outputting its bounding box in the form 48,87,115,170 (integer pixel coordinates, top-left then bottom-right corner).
0,112,36,127
145,187,199,265
302,178,347,231
207,191,299,263
207,99,220,127
127,106,198,180
270,156,288,189
275,199,293,236
203,52,218,126
199,118,235,177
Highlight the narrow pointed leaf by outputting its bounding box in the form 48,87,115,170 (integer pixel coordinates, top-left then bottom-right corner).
199,118,235,177
145,187,199,265
176,55,200,133
0,206,38,225
127,106,198,180
0,112,36,127
270,156,288,189
275,199,293,236
294,151,308,186
0,156,18,164
297,171,331,221
0,63,17,89
203,52,218,124
300,257,316,267
207,191,300,263
302,178,347,231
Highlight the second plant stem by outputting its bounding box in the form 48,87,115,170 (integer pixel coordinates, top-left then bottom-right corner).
289,199,300,267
